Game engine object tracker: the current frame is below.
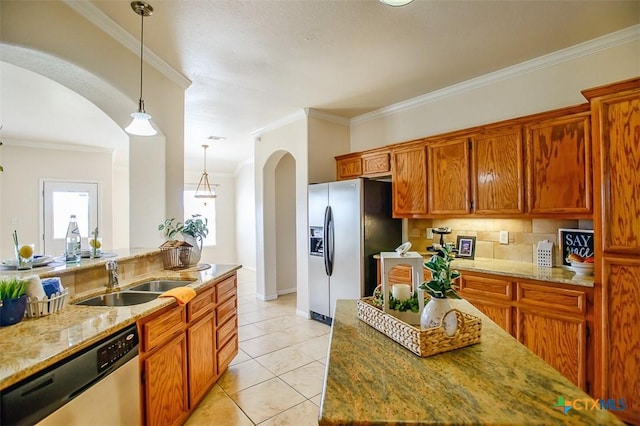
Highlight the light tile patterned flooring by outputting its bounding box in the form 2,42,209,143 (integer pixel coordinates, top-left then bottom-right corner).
185,269,330,425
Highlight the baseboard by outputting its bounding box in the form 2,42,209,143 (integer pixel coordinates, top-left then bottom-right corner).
276,287,296,296
297,309,311,319
256,293,278,301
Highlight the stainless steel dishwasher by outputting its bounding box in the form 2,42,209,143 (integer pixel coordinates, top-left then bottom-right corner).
1,323,140,426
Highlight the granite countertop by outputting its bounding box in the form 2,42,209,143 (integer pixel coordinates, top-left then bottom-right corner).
319,299,621,425
375,253,594,288
0,263,241,391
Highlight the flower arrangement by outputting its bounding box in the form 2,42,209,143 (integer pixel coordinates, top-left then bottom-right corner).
420,243,461,299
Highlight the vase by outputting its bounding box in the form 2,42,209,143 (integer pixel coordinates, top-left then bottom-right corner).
182,233,202,266
420,297,458,335
1,295,27,326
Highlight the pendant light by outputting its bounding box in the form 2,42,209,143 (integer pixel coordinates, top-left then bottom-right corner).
379,0,414,6
125,1,157,136
195,144,217,201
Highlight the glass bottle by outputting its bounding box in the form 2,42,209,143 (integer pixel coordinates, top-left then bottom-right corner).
65,214,81,264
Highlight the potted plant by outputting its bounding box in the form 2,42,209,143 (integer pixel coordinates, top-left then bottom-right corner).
419,243,460,333
0,277,27,326
158,214,209,265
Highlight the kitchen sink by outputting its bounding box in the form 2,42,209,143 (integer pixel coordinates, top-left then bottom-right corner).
76,291,159,307
127,280,196,293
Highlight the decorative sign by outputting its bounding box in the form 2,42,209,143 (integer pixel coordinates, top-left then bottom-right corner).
558,228,594,266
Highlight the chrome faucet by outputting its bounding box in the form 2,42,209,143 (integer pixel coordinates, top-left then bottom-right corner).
105,260,119,290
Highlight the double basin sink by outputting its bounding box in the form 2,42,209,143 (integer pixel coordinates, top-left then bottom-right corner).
75,280,196,307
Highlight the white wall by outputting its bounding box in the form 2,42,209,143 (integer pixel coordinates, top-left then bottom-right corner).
350,34,640,152
307,112,351,184
235,161,256,270
0,142,114,258
275,153,297,294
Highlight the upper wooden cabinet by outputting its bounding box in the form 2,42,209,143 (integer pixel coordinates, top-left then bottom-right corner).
336,148,391,180
391,142,428,217
427,137,471,215
471,126,525,215
525,112,592,215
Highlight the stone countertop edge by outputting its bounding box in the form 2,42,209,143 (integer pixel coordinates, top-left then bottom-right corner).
374,253,594,288
0,262,242,391
318,299,623,426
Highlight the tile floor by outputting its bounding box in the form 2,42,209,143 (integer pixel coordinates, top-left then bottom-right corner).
185,269,330,425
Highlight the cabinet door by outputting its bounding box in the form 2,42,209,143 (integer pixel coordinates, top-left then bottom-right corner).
143,333,189,426
600,256,640,423
526,112,591,215
458,273,514,335
336,156,362,180
593,91,640,255
471,126,524,214
516,283,589,390
465,297,513,335
391,143,428,217
362,151,391,176
188,312,216,407
428,138,471,215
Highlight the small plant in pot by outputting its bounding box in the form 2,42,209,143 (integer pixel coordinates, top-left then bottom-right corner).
158,214,209,265
419,244,460,333
0,277,27,326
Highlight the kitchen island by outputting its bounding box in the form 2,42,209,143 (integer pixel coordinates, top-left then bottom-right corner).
319,299,623,425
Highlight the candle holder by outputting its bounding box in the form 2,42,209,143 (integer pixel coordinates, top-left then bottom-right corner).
380,251,425,325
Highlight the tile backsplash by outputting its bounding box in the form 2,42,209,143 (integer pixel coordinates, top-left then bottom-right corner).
407,218,593,265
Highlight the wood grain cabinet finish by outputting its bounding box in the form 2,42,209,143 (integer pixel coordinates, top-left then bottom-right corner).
427,138,471,215
515,283,589,391
391,142,428,217
139,273,239,425
470,126,525,214
583,78,640,425
362,151,391,176
336,156,362,180
458,273,514,335
525,112,592,215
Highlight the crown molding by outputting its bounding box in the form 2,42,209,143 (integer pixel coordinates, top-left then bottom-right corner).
352,24,640,125
64,0,191,90
305,108,351,126
252,109,307,136
1,137,113,153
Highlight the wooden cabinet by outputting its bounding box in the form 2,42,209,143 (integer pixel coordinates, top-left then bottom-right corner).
525,112,592,216
583,77,640,424
427,138,471,215
471,126,525,214
391,142,428,217
139,273,239,425
458,273,514,335
335,149,391,180
515,282,589,390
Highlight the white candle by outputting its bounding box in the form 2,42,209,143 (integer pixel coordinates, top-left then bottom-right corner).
392,284,411,301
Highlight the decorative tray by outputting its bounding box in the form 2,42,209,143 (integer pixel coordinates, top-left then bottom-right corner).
357,297,482,357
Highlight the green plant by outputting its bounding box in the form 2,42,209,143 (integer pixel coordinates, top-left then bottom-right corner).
0,277,26,300
158,214,209,248
420,243,461,299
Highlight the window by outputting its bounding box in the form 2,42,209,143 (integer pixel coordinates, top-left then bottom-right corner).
184,189,216,246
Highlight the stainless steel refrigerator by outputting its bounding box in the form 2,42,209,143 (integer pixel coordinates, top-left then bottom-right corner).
308,178,402,324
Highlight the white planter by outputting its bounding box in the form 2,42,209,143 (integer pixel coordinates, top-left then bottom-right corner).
420,297,458,335
182,233,201,266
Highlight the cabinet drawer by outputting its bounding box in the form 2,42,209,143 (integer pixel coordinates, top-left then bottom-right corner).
216,315,237,348
217,334,238,373
516,283,587,315
140,305,186,352
188,286,215,323
216,276,236,303
216,296,237,326
337,157,362,179
362,152,390,175
459,275,513,301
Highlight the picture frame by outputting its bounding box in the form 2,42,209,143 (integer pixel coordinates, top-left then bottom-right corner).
456,236,476,259
558,228,594,266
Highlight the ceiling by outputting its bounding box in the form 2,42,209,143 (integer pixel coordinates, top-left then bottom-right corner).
3,0,639,174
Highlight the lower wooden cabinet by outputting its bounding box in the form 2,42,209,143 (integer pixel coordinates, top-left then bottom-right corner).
138,273,239,426
458,273,514,335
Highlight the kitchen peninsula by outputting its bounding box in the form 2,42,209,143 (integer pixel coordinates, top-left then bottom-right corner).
319,299,622,425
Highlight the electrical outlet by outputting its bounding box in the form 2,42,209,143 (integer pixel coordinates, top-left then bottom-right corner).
499,230,509,245
426,228,433,239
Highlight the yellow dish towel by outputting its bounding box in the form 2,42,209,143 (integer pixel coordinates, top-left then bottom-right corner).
159,287,196,306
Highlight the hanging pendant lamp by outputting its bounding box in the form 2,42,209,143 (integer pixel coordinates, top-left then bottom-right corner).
195,144,217,200
379,0,414,6
125,1,157,136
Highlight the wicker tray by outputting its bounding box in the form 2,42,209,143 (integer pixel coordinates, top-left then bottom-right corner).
357,297,482,357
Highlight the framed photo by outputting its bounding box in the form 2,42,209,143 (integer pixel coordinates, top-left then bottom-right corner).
558,228,594,266
456,236,476,259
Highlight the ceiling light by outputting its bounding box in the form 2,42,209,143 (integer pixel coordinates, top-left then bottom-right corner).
195,144,218,201
125,1,157,136
379,0,414,6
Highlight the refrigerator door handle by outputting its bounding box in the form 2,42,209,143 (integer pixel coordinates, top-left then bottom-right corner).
324,205,334,276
